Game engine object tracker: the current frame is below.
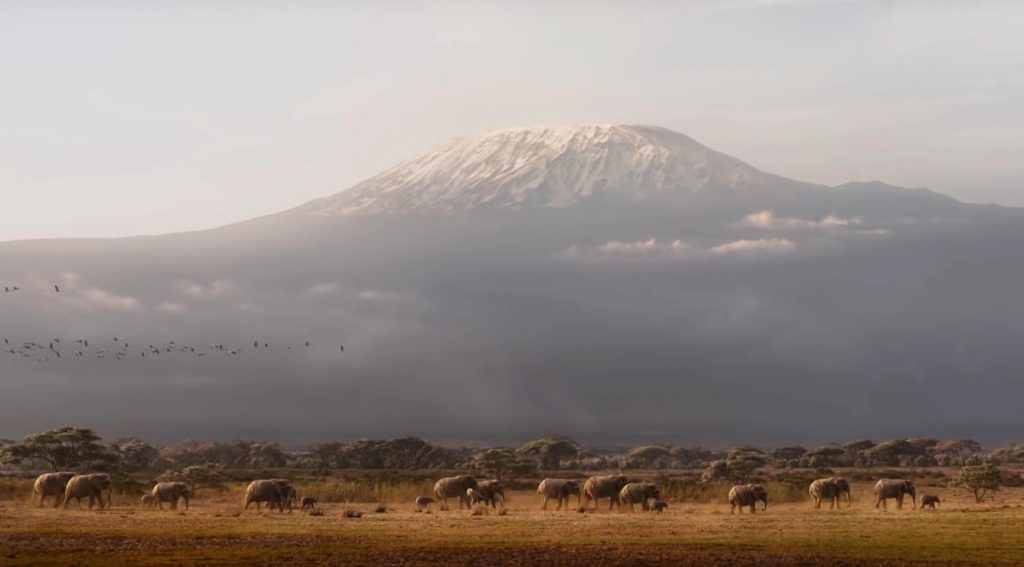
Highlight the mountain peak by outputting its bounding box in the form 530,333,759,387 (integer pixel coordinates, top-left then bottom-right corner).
301,124,809,216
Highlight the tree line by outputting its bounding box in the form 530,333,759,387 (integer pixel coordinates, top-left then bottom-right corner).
3,427,1024,483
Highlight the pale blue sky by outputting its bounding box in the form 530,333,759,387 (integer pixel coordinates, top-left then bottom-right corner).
2,0,1022,240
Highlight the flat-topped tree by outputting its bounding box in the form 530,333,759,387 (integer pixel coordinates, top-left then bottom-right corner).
518,435,581,471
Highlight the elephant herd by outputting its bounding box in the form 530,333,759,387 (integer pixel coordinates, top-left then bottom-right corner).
33,472,113,510
30,472,932,515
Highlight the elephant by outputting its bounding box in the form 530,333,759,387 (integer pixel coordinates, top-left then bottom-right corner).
476,480,505,508
874,479,916,510
140,494,157,508
921,495,940,509
537,479,581,511
728,484,768,514
301,496,317,510
433,475,479,511
243,479,295,512
415,496,435,512
33,472,77,508
272,478,297,512
63,473,113,510
581,475,628,511
650,499,669,513
151,482,190,511
809,477,852,509
618,482,661,512
466,488,488,507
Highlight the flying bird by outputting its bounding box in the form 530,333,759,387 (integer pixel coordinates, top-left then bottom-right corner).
54,284,61,293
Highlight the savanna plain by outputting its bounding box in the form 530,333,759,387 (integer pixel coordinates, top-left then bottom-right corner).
2,475,1023,566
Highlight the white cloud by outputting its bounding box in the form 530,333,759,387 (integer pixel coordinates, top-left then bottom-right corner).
58,271,80,287
307,282,343,295
564,236,796,262
710,238,796,255
79,287,143,312
741,210,861,229
358,289,408,302
598,238,690,255
177,279,239,300
158,301,187,314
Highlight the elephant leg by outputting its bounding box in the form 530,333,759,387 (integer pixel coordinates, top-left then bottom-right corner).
896,495,903,510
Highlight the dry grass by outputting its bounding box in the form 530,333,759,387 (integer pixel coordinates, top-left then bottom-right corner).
2,482,1024,565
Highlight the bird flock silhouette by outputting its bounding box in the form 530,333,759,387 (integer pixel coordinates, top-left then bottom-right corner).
2,282,345,363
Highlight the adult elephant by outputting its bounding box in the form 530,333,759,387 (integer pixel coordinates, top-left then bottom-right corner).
619,482,660,512
33,472,77,508
152,482,191,511
537,479,581,511
581,475,628,511
476,480,505,508
63,473,113,510
243,479,294,512
809,477,852,509
272,478,297,512
874,479,916,510
433,475,479,510
728,484,768,514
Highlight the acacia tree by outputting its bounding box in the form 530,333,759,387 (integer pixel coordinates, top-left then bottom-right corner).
701,447,768,483
472,448,538,482
243,442,288,469
0,426,116,471
518,435,581,471
158,464,228,493
113,438,160,472
950,464,1003,503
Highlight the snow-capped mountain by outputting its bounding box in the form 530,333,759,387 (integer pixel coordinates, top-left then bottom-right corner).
299,125,818,216
2,123,1021,445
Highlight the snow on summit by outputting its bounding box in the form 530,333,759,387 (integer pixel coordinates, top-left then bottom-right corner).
302,125,805,215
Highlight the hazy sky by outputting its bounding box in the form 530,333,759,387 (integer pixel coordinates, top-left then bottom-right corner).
2,0,1022,241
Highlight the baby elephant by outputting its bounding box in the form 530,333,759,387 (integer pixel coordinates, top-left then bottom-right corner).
920,495,941,509
301,496,317,510
650,499,669,513
140,494,157,509
415,496,435,512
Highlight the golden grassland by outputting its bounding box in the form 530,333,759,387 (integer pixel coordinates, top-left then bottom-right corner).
1,481,1024,566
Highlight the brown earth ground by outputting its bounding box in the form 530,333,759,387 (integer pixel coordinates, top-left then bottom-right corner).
2,483,1024,566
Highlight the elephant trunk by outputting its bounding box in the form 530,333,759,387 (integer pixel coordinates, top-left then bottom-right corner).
761,496,767,511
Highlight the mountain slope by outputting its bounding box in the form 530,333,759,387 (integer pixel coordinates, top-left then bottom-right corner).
298,124,823,216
